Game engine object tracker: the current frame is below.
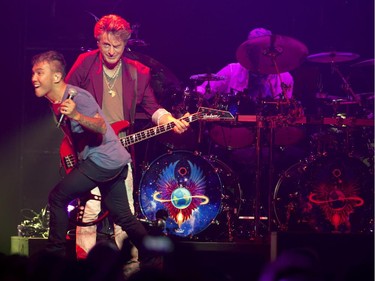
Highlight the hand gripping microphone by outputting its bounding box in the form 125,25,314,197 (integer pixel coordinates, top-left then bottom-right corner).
56,88,77,128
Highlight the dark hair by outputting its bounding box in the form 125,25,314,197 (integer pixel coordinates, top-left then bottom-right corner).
31,50,67,78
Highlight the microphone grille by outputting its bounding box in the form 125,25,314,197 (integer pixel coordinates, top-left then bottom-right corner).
68,87,78,97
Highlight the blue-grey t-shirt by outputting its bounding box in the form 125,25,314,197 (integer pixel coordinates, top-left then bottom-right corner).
62,85,131,170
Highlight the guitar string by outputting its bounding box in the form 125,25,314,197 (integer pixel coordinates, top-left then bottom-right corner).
62,108,230,166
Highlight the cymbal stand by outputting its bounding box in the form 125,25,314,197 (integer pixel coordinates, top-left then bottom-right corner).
188,83,205,147
260,51,291,234
331,62,358,102
253,114,264,238
267,117,276,233
265,39,290,104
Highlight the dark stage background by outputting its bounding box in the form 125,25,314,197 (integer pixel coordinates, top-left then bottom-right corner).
1,0,373,255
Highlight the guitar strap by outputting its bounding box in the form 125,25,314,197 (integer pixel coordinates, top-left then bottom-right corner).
128,64,138,172
128,64,137,128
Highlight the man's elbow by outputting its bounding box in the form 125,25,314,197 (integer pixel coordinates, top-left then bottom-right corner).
101,122,107,135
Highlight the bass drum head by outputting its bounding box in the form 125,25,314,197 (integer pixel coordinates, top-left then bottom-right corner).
139,150,241,239
194,155,242,241
273,154,374,233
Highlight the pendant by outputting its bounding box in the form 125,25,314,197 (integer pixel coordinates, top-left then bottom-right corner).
109,90,116,97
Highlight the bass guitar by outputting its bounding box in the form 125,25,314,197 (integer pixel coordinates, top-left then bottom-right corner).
61,107,233,226
60,106,234,174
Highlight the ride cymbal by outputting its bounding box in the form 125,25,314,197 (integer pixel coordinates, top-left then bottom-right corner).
236,34,308,74
351,58,374,68
307,52,360,63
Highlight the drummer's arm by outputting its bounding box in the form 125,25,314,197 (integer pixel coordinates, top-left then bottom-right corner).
283,72,294,99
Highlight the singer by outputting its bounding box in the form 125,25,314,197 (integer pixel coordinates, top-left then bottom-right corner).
31,50,161,271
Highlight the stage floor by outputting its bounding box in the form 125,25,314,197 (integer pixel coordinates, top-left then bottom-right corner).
10,232,374,281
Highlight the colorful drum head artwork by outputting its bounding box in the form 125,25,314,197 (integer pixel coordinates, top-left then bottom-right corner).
139,151,223,237
273,154,374,233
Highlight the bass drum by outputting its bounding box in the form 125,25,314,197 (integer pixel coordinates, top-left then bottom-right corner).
139,150,242,240
273,154,374,233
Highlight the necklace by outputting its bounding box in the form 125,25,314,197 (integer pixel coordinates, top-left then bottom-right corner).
103,61,122,97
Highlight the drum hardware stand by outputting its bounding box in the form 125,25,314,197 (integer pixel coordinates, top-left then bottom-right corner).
267,117,277,233
253,114,265,239
182,86,191,113
226,210,234,241
265,43,290,105
330,62,359,103
196,94,207,147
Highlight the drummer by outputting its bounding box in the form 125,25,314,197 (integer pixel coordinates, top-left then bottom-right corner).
196,28,294,108
195,28,305,213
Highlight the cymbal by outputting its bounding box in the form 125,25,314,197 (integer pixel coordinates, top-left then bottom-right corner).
354,92,374,100
124,49,182,93
125,50,179,82
236,34,308,74
127,38,149,47
351,58,374,68
190,73,226,81
315,92,341,100
306,52,360,63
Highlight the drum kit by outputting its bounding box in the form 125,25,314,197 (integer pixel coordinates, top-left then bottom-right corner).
134,33,374,241
76,32,373,241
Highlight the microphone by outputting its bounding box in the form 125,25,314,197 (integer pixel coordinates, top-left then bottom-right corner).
56,88,77,128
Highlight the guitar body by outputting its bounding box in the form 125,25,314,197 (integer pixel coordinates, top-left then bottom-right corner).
110,120,130,136
59,120,130,174
59,136,76,175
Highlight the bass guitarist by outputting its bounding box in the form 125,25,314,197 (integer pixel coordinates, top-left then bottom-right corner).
65,14,189,268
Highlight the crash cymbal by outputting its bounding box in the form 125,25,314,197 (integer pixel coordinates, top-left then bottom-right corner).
124,49,182,99
127,38,149,47
236,34,308,74
307,52,360,63
124,50,180,83
190,73,226,81
351,58,374,68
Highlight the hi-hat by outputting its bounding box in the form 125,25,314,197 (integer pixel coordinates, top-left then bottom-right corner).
307,52,360,63
190,73,226,81
351,58,374,68
236,34,308,74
